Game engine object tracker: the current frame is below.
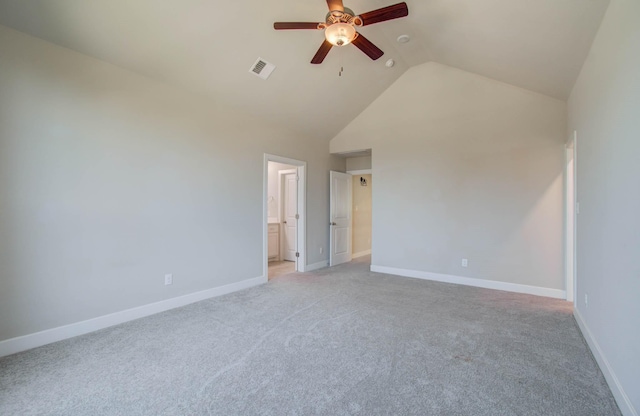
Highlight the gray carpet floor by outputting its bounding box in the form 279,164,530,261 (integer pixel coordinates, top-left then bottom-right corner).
0,257,621,415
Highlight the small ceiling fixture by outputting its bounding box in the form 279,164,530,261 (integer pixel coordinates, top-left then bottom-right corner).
385,59,395,67
397,34,410,43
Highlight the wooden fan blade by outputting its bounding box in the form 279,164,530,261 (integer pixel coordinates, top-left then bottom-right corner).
351,33,384,60
274,22,321,30
311,40,333,64
359,2,408,26
326,0,344,12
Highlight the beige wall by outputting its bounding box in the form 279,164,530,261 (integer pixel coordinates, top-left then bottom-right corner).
352,174,372,255
568,0,640,413
0,25,344,342
346,156,371,172
331,62,566,292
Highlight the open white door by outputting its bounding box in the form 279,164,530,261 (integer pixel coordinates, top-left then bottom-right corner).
283,172,298,262
330,171,352,266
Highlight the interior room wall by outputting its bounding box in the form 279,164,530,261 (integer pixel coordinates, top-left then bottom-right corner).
331,62,567,293
567,0,639,413
0,25,344,344
346,156,371,172
352,174,372,256
267,161,295,222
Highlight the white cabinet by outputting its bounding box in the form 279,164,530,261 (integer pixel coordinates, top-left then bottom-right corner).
268,223,279,260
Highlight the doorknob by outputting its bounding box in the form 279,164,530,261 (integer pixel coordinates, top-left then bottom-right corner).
283,220,287,224
330,222,337,226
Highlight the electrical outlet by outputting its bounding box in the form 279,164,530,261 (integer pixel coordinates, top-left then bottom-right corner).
584,293,588,307
164,274,173,285
461,258,468,267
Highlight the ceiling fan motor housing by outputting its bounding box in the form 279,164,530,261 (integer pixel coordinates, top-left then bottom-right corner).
322,7,362,46
325,7,363,27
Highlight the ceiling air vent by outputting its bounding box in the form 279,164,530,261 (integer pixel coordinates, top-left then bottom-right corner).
249,58,276,80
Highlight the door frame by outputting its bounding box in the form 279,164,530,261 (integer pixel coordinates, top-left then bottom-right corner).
278,169,297,262
264,154,307,279
565,131,577,303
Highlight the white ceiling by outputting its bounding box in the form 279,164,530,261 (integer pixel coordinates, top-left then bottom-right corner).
0,0,609,141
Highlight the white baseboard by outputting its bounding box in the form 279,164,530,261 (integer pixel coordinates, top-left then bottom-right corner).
0,275,265,358
352,250,372,259
306,260,329,272
370,265,566,299
574,308,637,416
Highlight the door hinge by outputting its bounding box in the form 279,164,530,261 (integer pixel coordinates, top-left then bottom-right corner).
295,252,300,258
296,175,299,181
295,214,299,220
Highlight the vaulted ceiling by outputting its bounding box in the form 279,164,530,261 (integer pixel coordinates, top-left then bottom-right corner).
0,0,609,140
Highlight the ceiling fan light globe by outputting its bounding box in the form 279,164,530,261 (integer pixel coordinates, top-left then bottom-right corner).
325,22,356,46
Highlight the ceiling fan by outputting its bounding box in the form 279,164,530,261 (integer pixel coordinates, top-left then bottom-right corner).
274,0,409,64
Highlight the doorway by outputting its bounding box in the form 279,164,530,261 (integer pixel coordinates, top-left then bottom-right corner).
351,173,372,259
264,154,307,281
329,150,372,267
329,170,372,267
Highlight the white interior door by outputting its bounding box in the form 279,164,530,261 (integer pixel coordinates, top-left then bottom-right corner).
283,172,298,262
330,171,352,266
